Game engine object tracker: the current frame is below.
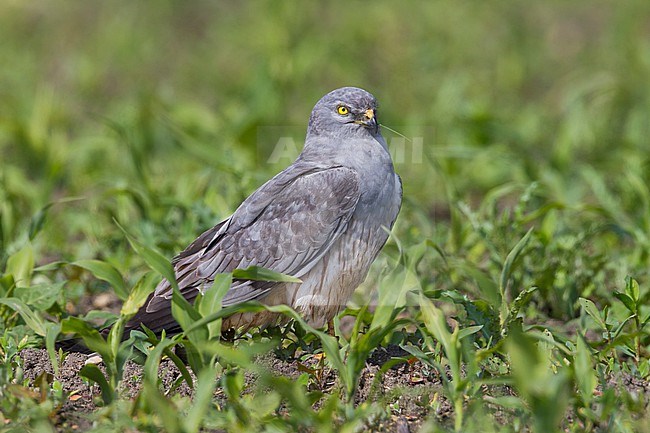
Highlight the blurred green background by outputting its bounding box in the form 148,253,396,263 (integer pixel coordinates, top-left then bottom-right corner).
1,1,649,312
2,3,650,430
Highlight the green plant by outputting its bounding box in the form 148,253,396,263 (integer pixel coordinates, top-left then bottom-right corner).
2,2,650,430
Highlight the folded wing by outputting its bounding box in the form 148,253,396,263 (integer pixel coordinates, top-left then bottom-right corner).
127,165,361,333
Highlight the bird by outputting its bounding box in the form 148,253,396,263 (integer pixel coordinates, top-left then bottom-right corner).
131,86,402,334
63,87,401,351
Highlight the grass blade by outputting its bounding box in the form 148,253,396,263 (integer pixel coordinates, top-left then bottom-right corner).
72,259,128,300
233,265,302,283
79,364,113,405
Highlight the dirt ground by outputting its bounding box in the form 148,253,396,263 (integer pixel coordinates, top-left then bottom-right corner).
18,345,649,432
19,345,449,432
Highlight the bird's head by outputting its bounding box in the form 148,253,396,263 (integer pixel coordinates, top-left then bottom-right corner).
307,87,380,139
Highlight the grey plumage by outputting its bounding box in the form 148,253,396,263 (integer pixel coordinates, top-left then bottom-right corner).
127,86,402,334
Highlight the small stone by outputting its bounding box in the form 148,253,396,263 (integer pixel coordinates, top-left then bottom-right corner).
84,355,102,365
92,293,113,309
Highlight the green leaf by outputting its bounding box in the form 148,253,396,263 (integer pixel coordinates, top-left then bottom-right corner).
171,288,203,335
370,265,408,331
370,240,422,332
641,314,650,331
6,243,34,287
184,365,218,433
33,261,66,272
345,317,411,402
539,208,558,245
163,345,195,389
578,297,607,330
232,265,302,283
197,274,231,316
574,335,596,403
611,314,636,341
442,291,499,342
120,272,158,317
222,369,244,398
107,317,125,359
114,219,179,293
143,338,177,381
114,220,203,339
503,286,538,329
250,392,282,419
0,274,15,298
419,295,455,358
178,338,206,375
28,202,55,241
624,276,640,302
28,197,83,241
46,323,61,375
140,330,193,389
506,324,543,396
15,282,65,310
0,297,46,336
613,291,636,314
79,364,114,405
499,228,533,322
72,259,128,300
197,273,232,339
60,316,110,359
457,325,483,340
140,380,183,433
458,263,500,307
184,301,267,334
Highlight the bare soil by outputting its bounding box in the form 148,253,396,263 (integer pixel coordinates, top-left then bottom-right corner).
18,345,649,432
19,345,449,432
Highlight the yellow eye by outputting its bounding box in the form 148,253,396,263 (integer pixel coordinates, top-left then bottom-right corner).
337,105,349,115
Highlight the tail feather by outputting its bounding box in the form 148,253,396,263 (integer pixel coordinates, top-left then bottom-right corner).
55,338,95,354
55,325,112,354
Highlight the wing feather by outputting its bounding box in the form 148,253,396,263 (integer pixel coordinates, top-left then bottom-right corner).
128,164,360,332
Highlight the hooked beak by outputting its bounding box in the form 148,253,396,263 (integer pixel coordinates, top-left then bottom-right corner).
353,108,378,132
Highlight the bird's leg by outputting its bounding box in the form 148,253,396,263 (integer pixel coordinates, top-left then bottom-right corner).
327,318,336,337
